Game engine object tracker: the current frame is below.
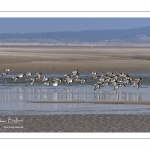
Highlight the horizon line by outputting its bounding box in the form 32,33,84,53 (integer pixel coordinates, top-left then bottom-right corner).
0,25,150,34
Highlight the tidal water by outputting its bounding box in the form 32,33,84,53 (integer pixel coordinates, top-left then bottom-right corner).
0,72,150,115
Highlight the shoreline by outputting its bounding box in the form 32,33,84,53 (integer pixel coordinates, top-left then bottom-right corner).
27,100,150,105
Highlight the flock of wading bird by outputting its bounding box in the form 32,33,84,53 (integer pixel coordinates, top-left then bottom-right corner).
1,68,143,91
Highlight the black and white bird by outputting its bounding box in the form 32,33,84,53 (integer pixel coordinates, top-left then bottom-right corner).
12,76,19,81
72,69,79,76
4,68,12,72
94,82,101,91
44,81,50,85
52,81,59,86
1,72,8,77
30,78,35,85
113,82,122,91
25,72,32,76
36,73,42,80
72,69,80,79
91,71,98,76
42,76,49,82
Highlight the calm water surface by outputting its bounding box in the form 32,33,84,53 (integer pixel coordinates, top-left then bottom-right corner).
0,72,150,115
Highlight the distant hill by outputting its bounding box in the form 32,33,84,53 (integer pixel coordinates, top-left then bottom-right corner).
1,26,150,44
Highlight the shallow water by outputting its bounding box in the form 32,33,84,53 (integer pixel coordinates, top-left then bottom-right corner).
0,72,150,115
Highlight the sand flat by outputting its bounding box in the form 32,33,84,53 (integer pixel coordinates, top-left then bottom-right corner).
1,114,150,132
0,45,150,73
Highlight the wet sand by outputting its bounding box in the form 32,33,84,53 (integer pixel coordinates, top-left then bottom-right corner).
29,100,150,105
1,45,150,132
0,45,150,73
0,114,150,132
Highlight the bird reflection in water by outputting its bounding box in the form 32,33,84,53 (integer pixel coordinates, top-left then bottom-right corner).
0,87,143,102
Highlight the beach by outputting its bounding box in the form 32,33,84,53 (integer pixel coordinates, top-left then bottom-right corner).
0,45,150,73
0,114,150,132
0,44,150,132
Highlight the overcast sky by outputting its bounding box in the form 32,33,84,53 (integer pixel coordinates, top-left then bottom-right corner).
0,18,150,33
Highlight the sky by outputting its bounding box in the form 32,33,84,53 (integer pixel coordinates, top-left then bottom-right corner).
0,18,150,33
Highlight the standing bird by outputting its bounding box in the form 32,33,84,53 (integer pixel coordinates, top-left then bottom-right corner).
72,69,80,79
133,80,142,89
30,78,35,85
113,82,122,91
136,81,142,89
53,78,63,84
91,71,99,80
72,69,79,76
94,82,101,91
36,73,42,80
66,77,74,84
